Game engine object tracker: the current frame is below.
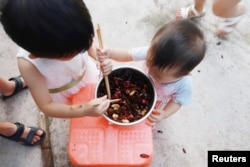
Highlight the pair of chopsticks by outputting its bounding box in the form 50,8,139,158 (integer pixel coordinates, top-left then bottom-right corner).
96,24,111,100
71,98,121,109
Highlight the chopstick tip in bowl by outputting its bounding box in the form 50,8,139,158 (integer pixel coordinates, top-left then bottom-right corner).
110,98,121,103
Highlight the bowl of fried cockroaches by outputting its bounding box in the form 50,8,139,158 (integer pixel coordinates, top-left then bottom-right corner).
95,66,156,126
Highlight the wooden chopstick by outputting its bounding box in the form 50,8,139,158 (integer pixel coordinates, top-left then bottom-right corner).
110,98,121,103
96,24,111,99
71,98,121,110
96,24,104,50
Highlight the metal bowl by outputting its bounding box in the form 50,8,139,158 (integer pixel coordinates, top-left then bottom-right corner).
95,66,156,126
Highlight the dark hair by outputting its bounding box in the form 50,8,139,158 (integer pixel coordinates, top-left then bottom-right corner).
147,19,206,77
1,0,94,58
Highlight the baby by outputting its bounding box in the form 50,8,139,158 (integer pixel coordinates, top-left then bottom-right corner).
97,19,206,125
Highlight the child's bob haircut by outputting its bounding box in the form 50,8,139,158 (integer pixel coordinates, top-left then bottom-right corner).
1,0,94,59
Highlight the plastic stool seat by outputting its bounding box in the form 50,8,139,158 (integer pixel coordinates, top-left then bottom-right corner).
68,84,153,167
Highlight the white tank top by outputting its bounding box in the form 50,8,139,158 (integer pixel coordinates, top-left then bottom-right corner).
17,48,99,104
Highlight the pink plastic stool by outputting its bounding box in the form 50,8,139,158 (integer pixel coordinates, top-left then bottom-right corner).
69,84,153,167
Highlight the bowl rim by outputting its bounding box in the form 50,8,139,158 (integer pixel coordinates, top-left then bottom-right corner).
95,65,157,126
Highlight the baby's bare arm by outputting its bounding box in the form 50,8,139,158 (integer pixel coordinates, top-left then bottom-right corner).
97,47,133,62
148,100,181,123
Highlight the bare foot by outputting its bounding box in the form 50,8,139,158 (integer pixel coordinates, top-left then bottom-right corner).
1,76,27,98
176,5,204,19
1,80,16,96
216,3,246,36
0,122,44,145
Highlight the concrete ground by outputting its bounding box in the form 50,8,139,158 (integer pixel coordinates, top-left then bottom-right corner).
1,0,250,167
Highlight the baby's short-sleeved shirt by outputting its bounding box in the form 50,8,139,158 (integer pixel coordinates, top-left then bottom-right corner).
131,46,192,109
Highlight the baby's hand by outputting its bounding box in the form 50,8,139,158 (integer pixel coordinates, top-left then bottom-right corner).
147,109,164,124
86,95,110,116
97,48,110,62
96,48,113,76
99,59,112,76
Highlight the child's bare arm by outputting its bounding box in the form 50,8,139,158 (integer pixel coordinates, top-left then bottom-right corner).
148,100,181,124
18,58,110,118
87,42,98,60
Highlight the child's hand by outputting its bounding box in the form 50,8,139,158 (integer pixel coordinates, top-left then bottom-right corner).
147,101,181,125
99,59,112,76
97,48,110,62
85,95,110,116
97,48,112,76
147,109,164,124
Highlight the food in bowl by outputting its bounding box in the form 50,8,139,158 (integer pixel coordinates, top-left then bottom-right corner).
96,66,156,125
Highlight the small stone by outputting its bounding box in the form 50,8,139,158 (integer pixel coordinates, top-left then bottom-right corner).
157,130,163,133
140,154,150,158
